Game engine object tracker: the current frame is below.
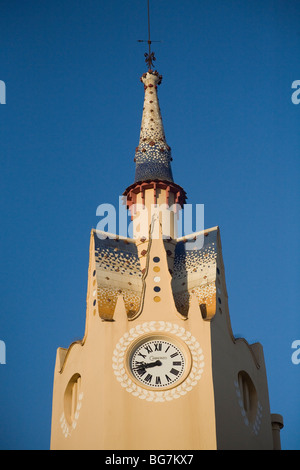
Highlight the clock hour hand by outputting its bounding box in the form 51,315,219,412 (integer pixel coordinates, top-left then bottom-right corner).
144,360,162,368
133,360,162,371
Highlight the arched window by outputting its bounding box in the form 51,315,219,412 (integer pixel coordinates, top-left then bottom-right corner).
237,370,258,423
64,374,81,425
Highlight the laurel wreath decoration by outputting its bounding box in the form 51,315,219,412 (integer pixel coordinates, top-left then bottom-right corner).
234,380,263,435
112,321,205,402
60,392,84,438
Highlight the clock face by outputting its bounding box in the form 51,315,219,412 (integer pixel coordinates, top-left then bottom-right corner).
128,335,191,390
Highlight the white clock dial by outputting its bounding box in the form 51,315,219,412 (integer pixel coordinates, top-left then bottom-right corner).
128,335,190,390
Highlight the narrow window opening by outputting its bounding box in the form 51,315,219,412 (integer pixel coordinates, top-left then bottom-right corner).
237,371,258,423
64,374,81,425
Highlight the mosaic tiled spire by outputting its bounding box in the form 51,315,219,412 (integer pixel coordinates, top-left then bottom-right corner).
134,70,174,183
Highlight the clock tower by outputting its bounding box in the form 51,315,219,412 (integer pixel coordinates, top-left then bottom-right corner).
50,55,283,450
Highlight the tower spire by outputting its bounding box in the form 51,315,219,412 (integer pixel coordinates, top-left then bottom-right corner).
133,1,174,183
124,0,187,230
134,69,173,183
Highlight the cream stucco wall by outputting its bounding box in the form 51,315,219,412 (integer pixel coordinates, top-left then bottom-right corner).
50,220,280,450
50,226,217,450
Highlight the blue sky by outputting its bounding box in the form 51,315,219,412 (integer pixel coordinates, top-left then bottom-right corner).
0,0,299,450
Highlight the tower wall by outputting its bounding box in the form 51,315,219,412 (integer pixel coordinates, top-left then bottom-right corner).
50,230,218,450
50,226,276,450
209,240,274,449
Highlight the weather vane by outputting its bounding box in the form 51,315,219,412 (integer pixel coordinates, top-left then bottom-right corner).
137,0,160,71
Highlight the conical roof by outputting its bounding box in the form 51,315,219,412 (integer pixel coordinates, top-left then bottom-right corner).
134,70,173,183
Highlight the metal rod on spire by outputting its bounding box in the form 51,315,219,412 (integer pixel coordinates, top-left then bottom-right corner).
137,0,160,71
147,0,151,55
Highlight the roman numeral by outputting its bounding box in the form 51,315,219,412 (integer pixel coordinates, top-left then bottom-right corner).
165,374,172,383
145,345,153,354
165,345,170,353
154,343,162,351
155,376,161,385
144,373,152,383
173,361,182,366
170,352,179,358
138,352,146,359
170,368,179,376
136,368,146,377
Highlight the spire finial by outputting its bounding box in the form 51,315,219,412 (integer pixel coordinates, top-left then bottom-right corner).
145,0,155,70
138,0,160,71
